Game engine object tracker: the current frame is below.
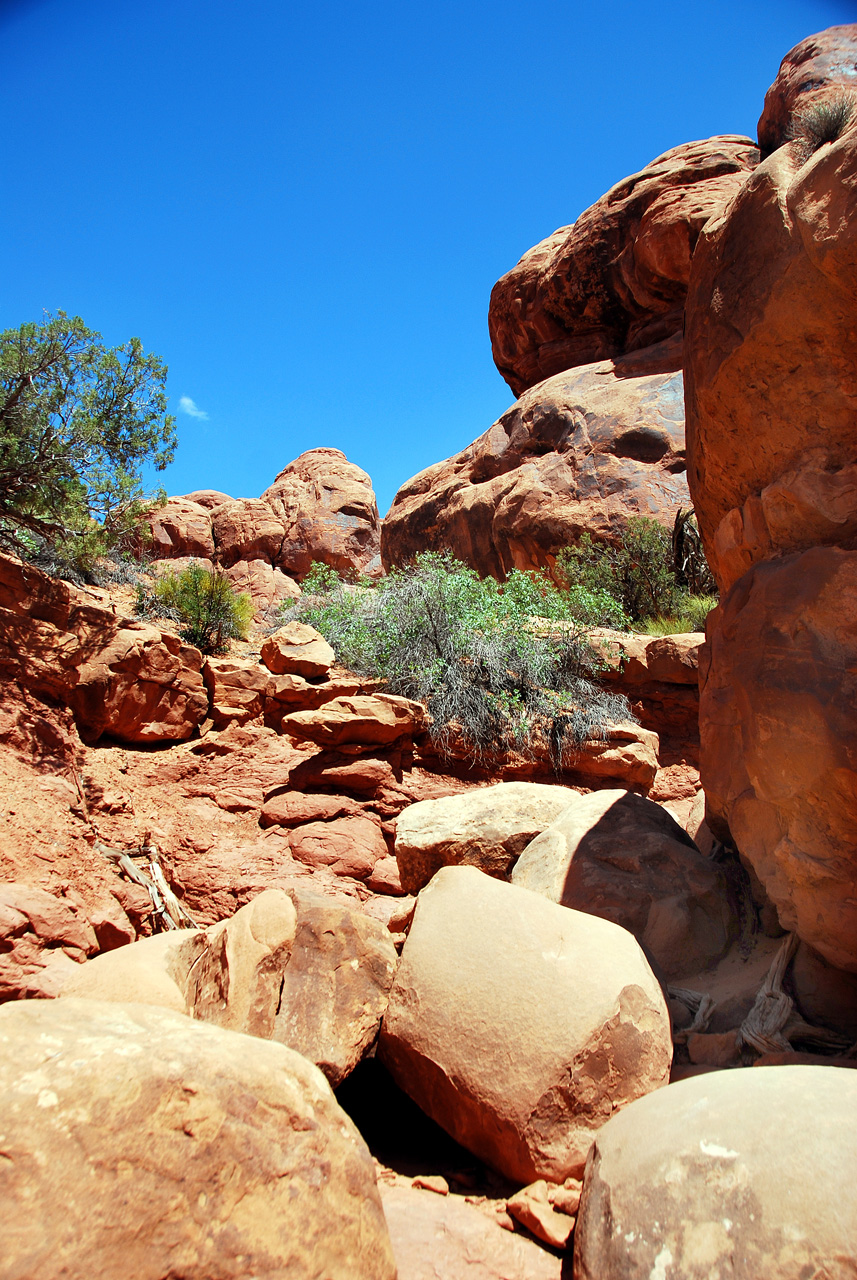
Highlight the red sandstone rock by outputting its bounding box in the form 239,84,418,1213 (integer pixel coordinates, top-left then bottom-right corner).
0,883,98,1001
261,621,334,677
382,342,690,580
489,138,758,397
281,694,427,748
685,99,857,590
180,489,233,509
145,497,214,559
210,497,289,568
286,814,388,880
757,25,857,158
700,548,857,972
203,657,268,727
261,447,382,580
223,558,300,618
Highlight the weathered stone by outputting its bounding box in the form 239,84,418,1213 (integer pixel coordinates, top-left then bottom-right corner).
261,447,382,580
203,656,268,727
686,96,857,591
382,342,690,581
506,1181,575,1249
210,497,289,568
574,1065,857,1280
568,722,660,791
261,620,334,677
0,882,98,1001
223,558,300,617
0,997,395,1279
394,781,579,893
286,814,388,880
512,789,733,980
273,888,398,1086
700,549,857,971
757,25,857,158
145,497,215,559
281,693,426,748
379,866,672,1184
489,137,758,396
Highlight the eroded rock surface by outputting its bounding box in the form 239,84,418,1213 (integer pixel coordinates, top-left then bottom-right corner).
489,137,757,396
0,997,395,1280
379,866,671,1184
757,24,857,158
382,341,690,580
574,1066,857,1280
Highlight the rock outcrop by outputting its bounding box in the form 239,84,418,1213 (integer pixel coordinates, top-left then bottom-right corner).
62,890,398,1085
686,58,857,592
0,997,396,1279
685,27,857,974
393,781,579,893
379,866,672,1184
574,1066,857,1279
382,340,690,579
488,137,758,397
0,554,208,744
757,24,857,158
141,447,381,610
511,789,734,980
699,549,857,971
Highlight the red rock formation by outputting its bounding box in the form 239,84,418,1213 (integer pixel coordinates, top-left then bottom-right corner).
489,138,758,397
757,25,857,158
686,81,857,591
382,339,688,579
262,447,382,579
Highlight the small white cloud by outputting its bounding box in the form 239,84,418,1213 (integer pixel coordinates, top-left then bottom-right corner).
178,395,209,420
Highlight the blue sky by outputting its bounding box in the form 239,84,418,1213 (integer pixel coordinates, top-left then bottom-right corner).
2,0,855,514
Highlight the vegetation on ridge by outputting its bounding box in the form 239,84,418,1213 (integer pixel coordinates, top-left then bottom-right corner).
282,552,631,763
136,564,253,655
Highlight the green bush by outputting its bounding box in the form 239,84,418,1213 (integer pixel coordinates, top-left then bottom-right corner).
639,594,718,636
556,517,679,623
137,564,253,654
284,552,631,763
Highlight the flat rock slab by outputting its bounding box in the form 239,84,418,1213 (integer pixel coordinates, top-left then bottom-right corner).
574,1065,857,1280
0,997,395,1280
380,1184,562,1280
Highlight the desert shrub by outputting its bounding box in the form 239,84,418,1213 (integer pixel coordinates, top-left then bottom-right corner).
136,564,253,654
787,93,856,163
283,552,631,763
557,517,679,623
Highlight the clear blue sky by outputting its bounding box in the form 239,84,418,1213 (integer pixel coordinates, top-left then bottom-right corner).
2,0,855,514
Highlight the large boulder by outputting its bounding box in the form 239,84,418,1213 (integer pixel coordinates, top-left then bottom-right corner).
63,889,397,1083
394,781,579,893
210,497,290,568
146,496,215,559
281,693,426,747
699,548,857,972
489,137,757,397
574,1065,857,1280
261,447,382,580
0,882,98,1001
757,25,857,158
511,789,733,980
382,341,690,579
272,888,398,1086
379,866,671,1184
685,79,857,591
261,620,334,677
0,997,395,1279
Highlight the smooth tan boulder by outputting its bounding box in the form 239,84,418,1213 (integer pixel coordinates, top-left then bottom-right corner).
574,1066,857,1280
273,888,398,1086
512,789,733,980
0,997,395,1280
379,866,671,1184
63,891,298,1037
394,781,579,893
261,620,334,677
700,548,857,971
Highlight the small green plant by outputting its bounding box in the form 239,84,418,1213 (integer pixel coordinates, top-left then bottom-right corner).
281,552,631,763
557,517,680,623
787,93,857,164
137,564,253,654
639,594,718,636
